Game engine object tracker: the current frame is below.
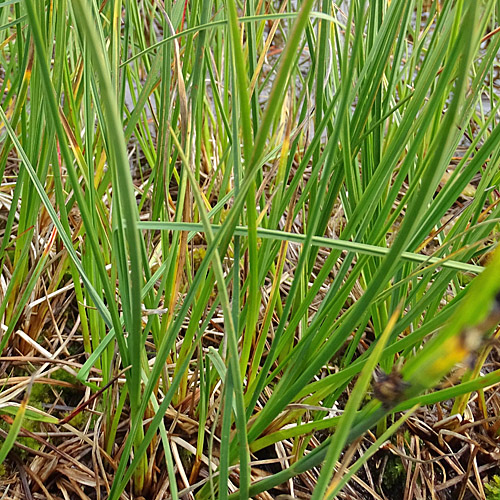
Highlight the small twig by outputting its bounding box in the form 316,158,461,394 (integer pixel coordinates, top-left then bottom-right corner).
57,366,130,425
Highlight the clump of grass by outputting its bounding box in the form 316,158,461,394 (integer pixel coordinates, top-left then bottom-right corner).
0,1,500,499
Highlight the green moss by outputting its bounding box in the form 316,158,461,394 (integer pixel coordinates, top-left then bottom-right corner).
52,368,77,384
51,369,83,408
0,417,41,456
178,445,194,471
485,475,500,500
193,247,206,272
64,409,87,428
64,396,104,431
0,463,8,477
382,456,406,494
30,381,53,409
11,368,88,435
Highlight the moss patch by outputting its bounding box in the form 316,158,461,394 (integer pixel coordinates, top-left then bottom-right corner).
485,475,500,500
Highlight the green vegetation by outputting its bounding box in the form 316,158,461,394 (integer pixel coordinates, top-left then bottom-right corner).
1,0,500,498
486,475,500,500
382,456,406,495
